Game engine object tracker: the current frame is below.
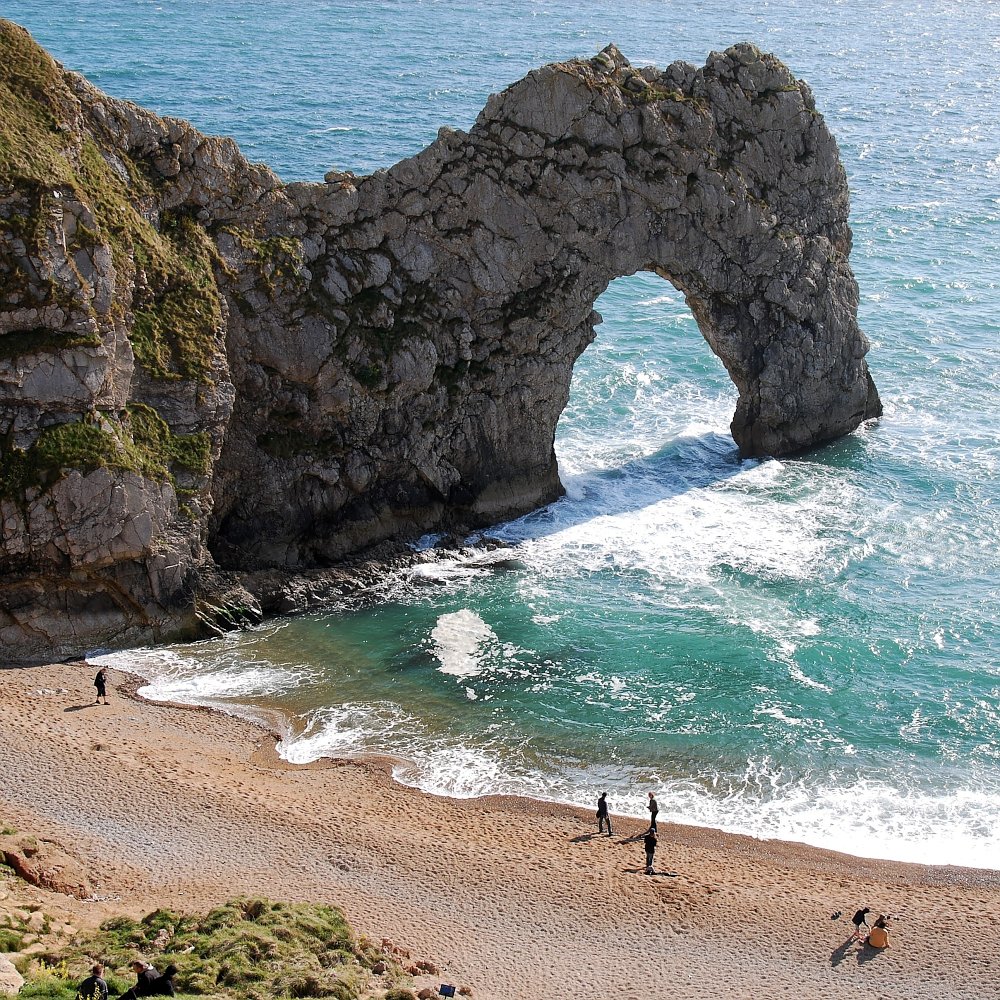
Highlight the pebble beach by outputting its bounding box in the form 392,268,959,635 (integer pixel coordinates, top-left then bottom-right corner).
2,661,998,1000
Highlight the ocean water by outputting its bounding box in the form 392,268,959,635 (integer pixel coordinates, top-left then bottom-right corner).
15,1,999,867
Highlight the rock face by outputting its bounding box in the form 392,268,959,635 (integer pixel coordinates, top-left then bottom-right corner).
0,22,881,663
0,957,24,996
0,832,93,899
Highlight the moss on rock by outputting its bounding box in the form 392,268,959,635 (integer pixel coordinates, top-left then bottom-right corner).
0,404,212,501
0,22,226,384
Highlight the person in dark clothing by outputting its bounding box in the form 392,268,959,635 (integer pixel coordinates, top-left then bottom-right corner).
643,828,657,874
647,791,659,833
152,965,177,996
851,907,871,940
94,667,109,705
76,963,108,1000
118,961,160,1000
596,792,613,836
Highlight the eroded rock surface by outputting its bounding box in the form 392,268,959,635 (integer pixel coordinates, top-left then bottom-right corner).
0,22,880,662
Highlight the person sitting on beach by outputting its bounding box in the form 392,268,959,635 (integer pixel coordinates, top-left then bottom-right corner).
76,963,108,1000
118,961,160,1000
596,792,613,836
643,828,657,874
867,914,890,949
851,907,871,940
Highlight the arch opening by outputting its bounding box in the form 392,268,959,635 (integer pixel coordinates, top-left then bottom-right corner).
556,271,738,492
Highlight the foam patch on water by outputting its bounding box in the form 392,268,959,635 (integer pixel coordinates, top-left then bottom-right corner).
663,769,1000,869
495,468,833,591
430,609,499,678
278,701,414,763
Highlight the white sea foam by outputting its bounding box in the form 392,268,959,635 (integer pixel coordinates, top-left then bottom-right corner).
430,609,497,678
90,634,315,716
278,702,413,763
381,734,1000,869
304,125,353,135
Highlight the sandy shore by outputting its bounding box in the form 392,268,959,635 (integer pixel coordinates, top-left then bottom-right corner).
1,661,998,1000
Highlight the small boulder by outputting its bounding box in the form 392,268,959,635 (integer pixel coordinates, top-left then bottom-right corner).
0,956,24,996
0,834,92,899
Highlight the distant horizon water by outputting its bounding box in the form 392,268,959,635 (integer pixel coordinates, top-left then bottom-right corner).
14,0,999,868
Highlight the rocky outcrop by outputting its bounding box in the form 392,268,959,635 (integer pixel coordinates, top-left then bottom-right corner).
0,833,92,899
0,22,880,663
0,958,24,996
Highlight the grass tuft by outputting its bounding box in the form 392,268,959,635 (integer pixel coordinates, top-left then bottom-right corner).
36,897,402,1000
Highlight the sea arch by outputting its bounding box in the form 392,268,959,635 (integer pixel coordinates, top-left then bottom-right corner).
0,26,885,660
215,43,882,562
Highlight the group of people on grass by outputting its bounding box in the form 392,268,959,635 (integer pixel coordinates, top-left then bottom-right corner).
77,961,177,1000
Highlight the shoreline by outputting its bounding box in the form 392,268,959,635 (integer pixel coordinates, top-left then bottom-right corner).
120,650,998,874
141,679,998,881
2,660,999,999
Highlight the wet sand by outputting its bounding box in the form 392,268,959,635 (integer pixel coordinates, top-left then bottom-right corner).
2,661,998,999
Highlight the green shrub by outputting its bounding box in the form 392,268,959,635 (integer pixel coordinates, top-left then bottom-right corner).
56,897,398,1000
0,927,24,951
17,979,76,1000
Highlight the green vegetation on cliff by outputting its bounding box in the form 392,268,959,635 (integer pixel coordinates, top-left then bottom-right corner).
0,20,224,382
15,898,411,1000
0,21,74,186
0,405,210,501
131,213,225,382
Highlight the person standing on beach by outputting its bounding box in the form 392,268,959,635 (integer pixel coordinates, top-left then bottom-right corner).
647,791,658,833
643,827,657,874
76,963,108,1000
851,907,871,940
93,667,109,705
596,792,613,836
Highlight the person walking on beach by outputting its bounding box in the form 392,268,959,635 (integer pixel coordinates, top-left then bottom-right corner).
596,792,613,836
93,667,109,705
647,791,659,833
851,906,871,940
76,963,108,1000
643,827,657,874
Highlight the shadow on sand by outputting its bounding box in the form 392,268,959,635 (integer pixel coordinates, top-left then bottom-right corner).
830,937,858,968
831,935,887,968
623,866,680,877
857,942,889,965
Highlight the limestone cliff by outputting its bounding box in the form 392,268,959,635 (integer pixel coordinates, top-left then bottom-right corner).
0,22,881,663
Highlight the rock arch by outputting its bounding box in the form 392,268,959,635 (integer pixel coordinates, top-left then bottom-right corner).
0,25,880,660
214,43,880,565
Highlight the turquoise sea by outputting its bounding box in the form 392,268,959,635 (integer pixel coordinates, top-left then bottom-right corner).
14,1,999,867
